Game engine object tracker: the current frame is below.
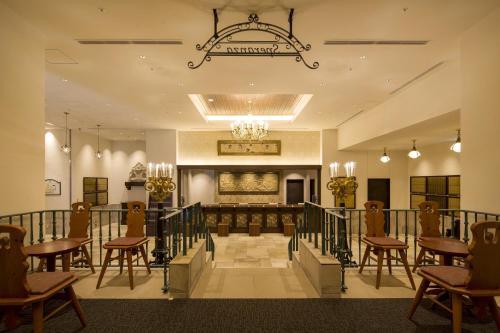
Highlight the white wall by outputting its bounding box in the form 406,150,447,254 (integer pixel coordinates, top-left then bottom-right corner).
408,142,460,177
0,4,45,214
460,7,500,213
110,141,147,203
178,131,321,165
44,129,146,209
337,61,461,150
321,129,409,209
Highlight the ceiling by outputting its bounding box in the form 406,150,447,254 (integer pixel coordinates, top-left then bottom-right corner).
4,0,500,141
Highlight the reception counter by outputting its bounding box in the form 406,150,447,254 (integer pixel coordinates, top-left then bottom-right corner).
202,203,303,233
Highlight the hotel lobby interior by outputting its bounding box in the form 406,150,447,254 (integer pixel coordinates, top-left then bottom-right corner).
1,0,500,332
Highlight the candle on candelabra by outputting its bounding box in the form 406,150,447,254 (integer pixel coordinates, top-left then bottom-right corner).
147,162,154,178
344,161,356,177
155,164,160,178
167,164,173,178
329,162,340,178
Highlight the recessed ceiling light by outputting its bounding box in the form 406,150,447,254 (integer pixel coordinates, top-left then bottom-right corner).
45,122,55,126
247,100,252,104
386,79,392,84
360,56,367,60
178,111,183,114
320,82,326,87
249,82,255,86
208,98,214,102
139,55,146,60
62,79,68,82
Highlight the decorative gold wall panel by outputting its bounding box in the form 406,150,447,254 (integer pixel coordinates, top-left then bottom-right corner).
217,140,281,156
218,172,279,194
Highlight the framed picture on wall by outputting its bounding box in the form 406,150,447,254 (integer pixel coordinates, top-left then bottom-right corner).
45,179,61,196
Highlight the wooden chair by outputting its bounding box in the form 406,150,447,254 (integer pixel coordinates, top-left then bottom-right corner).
96,201,151,290
359,201,416,290
0,225,86,332
37,202,95,273
408,221,500,333
412,201,441,272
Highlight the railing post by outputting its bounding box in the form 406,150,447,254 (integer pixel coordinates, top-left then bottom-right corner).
51,212,57,240
464,212,469,243
321,209,326,255
182,209,187,255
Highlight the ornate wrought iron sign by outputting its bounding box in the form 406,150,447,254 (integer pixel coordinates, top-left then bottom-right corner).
188,9,319,69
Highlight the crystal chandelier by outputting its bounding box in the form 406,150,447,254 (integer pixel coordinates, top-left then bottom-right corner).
230,117,269,140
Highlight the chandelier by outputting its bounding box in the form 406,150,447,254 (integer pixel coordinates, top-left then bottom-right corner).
230,118,269,140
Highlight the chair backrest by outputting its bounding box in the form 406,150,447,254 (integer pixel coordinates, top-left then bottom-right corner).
126,201,146,237
68,202,91,238
418,201,441,237
364,201,385,237
0,225,30,298
465,221,500,290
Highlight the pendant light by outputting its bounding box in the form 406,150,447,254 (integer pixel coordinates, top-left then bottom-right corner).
408,139,421,159
380,147,390,163
61,112,71,153
450,129,461,153
96,124,102,159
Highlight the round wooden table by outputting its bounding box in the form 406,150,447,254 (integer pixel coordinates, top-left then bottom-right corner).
26,239,80,272
418,237,469,266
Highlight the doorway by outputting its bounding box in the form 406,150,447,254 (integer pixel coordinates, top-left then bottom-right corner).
286,179,304,204
368,178,391,232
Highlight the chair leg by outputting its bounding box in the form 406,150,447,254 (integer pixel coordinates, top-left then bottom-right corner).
96,249,113,289
386,249,392,274
32,301,43,333
119,250,124,275
81,244,95,274
408,279,430,319
398,249,416,290
126,249,134,290
359,245,371,273
65,285,86,327
3,306,21,330
487,297,500,330
376,249,384,289
413,248,425,273
139,245,151,274
451,293,463,333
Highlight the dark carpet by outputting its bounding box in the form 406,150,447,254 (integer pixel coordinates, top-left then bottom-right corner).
5,298,499,333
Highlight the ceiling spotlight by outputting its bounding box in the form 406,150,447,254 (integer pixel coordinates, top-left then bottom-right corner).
139,55,146,60
62,79,68,82
386,79,392,84
249,82,255,86
450,129,461,153
208,98,214,102
61,112,71,154
408,139,421,159
360,56,367,60
380,147,391,163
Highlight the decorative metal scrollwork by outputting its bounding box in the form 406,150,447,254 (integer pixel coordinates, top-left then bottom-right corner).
188,8,319,69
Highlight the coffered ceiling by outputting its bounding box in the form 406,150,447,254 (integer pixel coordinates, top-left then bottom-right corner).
3,0,500,140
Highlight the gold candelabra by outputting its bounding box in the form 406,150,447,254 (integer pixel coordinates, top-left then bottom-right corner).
144,162,176,201
326,161,358,206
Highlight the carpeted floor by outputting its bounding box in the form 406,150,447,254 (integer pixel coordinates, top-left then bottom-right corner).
5,298,499,333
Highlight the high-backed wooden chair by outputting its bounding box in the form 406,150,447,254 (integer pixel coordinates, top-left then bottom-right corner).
359,201,416,290
408,221,500,333
0,225,86,332
96,201,151,290
412,201,441,272
37,202,95,273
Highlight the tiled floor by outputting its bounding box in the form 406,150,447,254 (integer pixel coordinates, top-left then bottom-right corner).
71,233,436,300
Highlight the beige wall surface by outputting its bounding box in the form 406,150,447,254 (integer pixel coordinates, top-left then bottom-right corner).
337,61,461,150
460,7,500,213
45,129,146,209
177,131,321,165
408,142,460,177
0,4,45,214
321,129,409,209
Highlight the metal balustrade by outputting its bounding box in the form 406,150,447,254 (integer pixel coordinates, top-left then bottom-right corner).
289,202,500,292
0,202,215,292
